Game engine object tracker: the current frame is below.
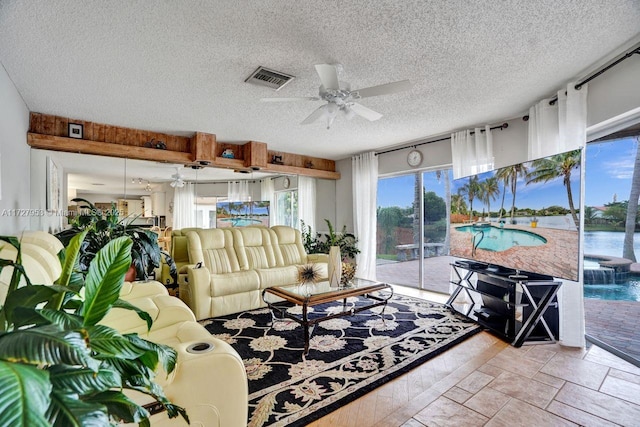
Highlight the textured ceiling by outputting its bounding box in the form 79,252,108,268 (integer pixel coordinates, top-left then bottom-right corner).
1,0,640,164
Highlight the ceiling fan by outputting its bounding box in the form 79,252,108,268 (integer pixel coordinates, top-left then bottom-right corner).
261,64,412,129
169,167,185,188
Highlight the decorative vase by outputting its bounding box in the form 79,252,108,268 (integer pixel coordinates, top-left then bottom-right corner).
328,246,342,288
341,262,357,286
124,264,137,282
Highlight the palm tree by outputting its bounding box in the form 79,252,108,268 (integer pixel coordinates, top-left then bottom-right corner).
496,163,529,224
494,167,511,220
623,137,640,262
480,177,500,220
526,150,581,227
583,206,598,225
451,193,467,215
459,175,480,221
413,172,421,246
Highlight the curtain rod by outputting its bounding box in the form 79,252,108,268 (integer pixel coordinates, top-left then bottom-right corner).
523,46,640,120
375,123,508,156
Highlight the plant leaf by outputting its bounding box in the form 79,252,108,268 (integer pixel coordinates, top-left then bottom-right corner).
85,325,147,360
81,237,132,327
35,309,84,330
122,333,177,374
55,231,87,289
49,365,120,395
3,285,60,326
0,325,98,371
83,390,149,424
112,299,153,331
10,307,48,329
0,360,51,427
47,391,108,427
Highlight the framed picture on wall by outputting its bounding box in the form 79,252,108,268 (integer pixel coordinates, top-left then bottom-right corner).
68,122,84,139
46,156,60,212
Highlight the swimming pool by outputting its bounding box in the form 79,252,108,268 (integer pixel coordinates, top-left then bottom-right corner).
455,225,547,252
584,281,640,301
219,218,263,226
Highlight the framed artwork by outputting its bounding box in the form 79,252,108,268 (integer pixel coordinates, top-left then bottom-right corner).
46,157,60,212
216,201,270,228
68,122,84,139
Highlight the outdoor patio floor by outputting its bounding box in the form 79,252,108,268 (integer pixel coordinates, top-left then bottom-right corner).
376,256,640,361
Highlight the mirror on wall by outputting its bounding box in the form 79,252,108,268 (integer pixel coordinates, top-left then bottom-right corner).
30,148,289,231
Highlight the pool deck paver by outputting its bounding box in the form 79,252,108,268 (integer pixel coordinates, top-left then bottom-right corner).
377,256,640,362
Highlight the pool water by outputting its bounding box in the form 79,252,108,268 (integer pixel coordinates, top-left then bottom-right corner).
455,225,547,252
220,218,263,226
584,281,640,301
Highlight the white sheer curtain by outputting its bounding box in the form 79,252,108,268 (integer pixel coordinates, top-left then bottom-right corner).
297,176,316,231
260,178,275,226
451,125,494,179
352,152,378,281
528,82,588,348
528,81,588,160
173,182,195,229
227,181,250,202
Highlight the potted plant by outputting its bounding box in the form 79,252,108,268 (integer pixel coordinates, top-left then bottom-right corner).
301,219,360,284
56,198,176,283
0,232,187,426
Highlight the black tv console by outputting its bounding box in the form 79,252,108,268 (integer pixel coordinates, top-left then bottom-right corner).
446,261,562,347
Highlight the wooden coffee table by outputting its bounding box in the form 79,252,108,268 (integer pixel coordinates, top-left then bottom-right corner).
262,278,393,354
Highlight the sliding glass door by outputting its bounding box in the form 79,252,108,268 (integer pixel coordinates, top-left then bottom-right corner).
376,169,453,293
584,128,640,364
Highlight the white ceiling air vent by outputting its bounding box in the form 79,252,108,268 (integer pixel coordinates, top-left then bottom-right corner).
245,67,295,91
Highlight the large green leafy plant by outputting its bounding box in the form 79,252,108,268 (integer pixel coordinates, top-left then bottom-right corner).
56,198,175,282
301,219,360,261
0,232,187,426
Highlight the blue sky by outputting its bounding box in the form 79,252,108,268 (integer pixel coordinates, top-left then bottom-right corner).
377,137,637,211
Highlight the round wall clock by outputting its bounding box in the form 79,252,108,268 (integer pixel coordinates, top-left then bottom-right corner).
283,176,291,189
407,149,423,167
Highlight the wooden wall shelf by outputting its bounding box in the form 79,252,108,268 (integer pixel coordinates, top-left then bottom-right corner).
265,163,340,179
28,133,193,164
28,112,341,180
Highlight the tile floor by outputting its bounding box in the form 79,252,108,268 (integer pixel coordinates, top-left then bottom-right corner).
309,286,640,427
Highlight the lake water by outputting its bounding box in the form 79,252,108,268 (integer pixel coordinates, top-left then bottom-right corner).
583,231,640,258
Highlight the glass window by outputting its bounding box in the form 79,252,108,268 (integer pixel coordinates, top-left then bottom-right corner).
195,196,218,228
275,190,298,227
376,169,453,293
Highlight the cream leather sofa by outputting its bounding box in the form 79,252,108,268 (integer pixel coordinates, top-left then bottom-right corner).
183,226,328,320
0,231,248,427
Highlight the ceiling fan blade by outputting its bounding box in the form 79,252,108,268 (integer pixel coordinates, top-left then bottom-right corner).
352,80,412,99
349,103,383,121
300,104,327,125
260,97,320,102
315,64,340,91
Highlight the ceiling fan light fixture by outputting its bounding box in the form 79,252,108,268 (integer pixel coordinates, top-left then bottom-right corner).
343,104,356,120
170,167,185,188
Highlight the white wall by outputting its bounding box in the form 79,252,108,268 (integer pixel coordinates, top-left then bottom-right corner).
335,158,354,233
0,63,30,235
315,178,337,232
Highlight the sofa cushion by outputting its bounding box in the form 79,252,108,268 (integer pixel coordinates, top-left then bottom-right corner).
20,230,65,257
210,270,260,297
255,265,300,289
233,227,277,270
271,225,307,266
187,229,240,273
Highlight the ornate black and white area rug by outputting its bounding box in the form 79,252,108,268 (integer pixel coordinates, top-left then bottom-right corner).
200,294,481,427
